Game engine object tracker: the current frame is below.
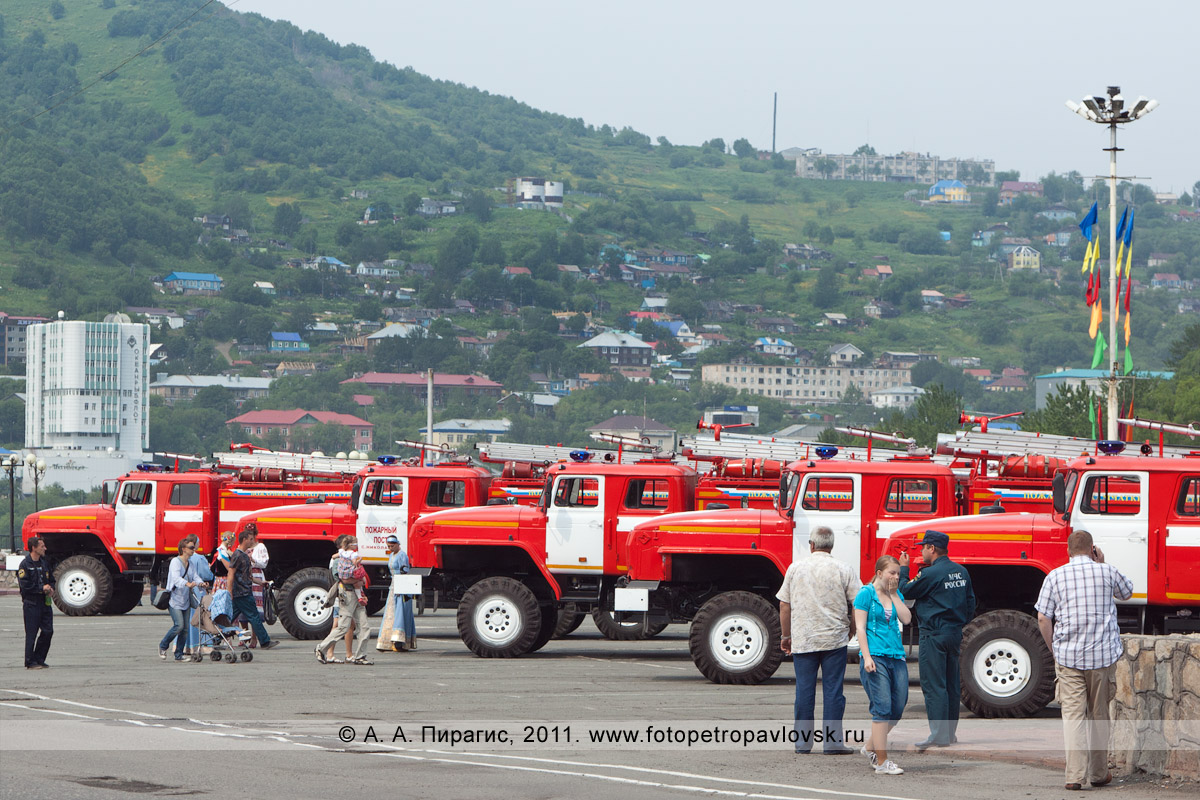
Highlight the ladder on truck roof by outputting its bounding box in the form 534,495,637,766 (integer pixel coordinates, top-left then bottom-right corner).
681,432,893,464
213,450,369,476
937,428,1198,461
475,441,628,465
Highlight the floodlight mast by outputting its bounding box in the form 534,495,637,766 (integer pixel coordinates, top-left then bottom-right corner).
1066,86,1157,439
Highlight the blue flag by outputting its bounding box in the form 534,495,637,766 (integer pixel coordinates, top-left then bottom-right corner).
1123,207,1135,247
1079,202,1099,242
1115,207,1128,243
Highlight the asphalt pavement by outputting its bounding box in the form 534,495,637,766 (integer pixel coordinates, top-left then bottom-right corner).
0,595,1189,800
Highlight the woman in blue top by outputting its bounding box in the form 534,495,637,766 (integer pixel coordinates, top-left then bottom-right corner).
377,535,417,651
854,554,912,776
159,542,202,661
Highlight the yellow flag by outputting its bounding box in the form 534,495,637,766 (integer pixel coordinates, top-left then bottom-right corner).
1124,311,1131,345
1089,298,1102,339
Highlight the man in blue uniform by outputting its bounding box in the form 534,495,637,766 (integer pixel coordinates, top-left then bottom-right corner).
17,536,56,670
899,529,976,749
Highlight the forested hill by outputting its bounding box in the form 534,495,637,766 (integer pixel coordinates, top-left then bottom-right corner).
0,0,609,260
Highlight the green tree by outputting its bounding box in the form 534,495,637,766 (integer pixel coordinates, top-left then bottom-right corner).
903,384,962,449
464,190,493,223
810,266,838,308
703,138,726,154
1022,384,1096,438
853,144,877,156
813,157,837,179
732,138,755,158
50,1,66,19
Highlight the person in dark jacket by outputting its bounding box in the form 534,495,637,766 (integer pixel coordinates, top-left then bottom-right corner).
899,529,976,749
17,536,56,669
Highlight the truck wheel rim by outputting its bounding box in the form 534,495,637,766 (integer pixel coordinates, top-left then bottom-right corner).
972,637,1031,698
60,569,96,607
295,587,333,625
474,594,522,647
708,613,766,672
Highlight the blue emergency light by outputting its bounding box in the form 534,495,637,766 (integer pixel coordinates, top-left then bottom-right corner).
377,455,399,465
136,463,166,472
1096,440,1126,456
814,446,839,460
569,450,594,462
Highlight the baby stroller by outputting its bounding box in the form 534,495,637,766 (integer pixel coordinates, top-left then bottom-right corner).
191,590,255,664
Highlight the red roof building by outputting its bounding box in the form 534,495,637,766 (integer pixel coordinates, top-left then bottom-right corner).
226,409,373,451
341,372,503,406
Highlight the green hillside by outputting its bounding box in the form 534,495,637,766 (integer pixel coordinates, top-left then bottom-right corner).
1,0,1198,454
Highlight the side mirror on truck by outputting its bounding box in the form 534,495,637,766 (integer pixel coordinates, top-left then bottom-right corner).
1052,473,1066,516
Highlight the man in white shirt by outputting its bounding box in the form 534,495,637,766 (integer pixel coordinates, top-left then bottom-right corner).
777,526,862,754
1036,530,1133,791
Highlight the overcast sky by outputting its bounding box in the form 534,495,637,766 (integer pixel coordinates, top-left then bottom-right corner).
236,0,1197,193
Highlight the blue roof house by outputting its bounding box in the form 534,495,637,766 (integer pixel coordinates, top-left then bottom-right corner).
269,332,310,353
163,272,223,295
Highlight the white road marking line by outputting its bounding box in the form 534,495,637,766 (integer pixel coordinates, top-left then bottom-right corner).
0,690,164,718
3,703,97,720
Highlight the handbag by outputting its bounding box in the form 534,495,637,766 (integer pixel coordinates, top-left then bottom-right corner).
154,556,189,610
262,583,278,625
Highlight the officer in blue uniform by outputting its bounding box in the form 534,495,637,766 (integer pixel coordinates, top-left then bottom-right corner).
899,529,975,748
17,536,56,670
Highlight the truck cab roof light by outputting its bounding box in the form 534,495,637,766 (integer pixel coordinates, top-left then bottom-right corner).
569,450,594,462
1096,440,1126,456
814,446,839,460
136,463,166,472
377,455,399,465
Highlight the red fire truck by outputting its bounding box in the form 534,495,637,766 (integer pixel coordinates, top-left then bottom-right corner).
882,439,1200,718
611,442,1066,685
18,449,363,617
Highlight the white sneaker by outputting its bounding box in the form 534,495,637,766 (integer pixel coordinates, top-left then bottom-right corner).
159,648,168,660
875,760,904,775
860,744,877,767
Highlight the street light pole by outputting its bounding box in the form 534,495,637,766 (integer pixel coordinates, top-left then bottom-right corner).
2,456,17,552
1066,87,1158,440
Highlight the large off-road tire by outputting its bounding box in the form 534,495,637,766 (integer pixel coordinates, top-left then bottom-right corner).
689,591,782,685
553,603,586,639
456,576,541,658
276,567,334,640
102,581,144,615
960,609,1055,718
591,608,669,641
53,555,114,616
529,604,559,653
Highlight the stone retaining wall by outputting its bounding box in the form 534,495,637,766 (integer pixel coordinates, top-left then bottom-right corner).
1110,633,1200,780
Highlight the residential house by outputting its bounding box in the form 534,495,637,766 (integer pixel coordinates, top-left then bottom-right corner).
972,223,1012,248
789,149,994,186
1155,192,1179,205
502,266,532,279
350,189,369,200
921,290,947,309
357,262,402,278
1008,246,1042,271
1038,206,1077,222
1001,367,1028,379
640,297,670,313
1177,298,1200,314
821,312,848,326
648,262,692,281
870,384,925,410
948,357,982,367
586,415,678,453
306,256,351,273
149,374,272,406
863,299,899,319
195,213,232,230
305,322,339,338
928,180,970,204
420,418,512,449
578,331,654,369
341,372,503,405
269,332,309,353
365,323,423,353
418,198,458,216
227,409,373,451
994,237,1032,259
163,272,223,295
985,375,1029,393
275,361,316,377
654,320,695,343
1147,253,1177,268
828,343,864,364
668,367,693,389
998,181,1043,205
253,281,276,295
753,337,797,357
1043,230,1073,249
1151,273,1183,290
963,368,994,382
125,307,185,330
946,293,974,309
557,264,582,277
878,352,936,368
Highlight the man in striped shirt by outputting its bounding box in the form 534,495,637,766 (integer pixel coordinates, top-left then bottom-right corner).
1035,530,1134,791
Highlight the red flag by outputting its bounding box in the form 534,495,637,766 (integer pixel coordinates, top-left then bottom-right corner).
1124,271,1132,312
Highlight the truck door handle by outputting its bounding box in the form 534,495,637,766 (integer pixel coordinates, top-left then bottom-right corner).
589,521,602,528
1127,534,1146,543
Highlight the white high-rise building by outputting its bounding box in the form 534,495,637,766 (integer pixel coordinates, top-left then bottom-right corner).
25,314,150,453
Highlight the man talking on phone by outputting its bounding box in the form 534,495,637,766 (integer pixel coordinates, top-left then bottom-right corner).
1035,530,1133,792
